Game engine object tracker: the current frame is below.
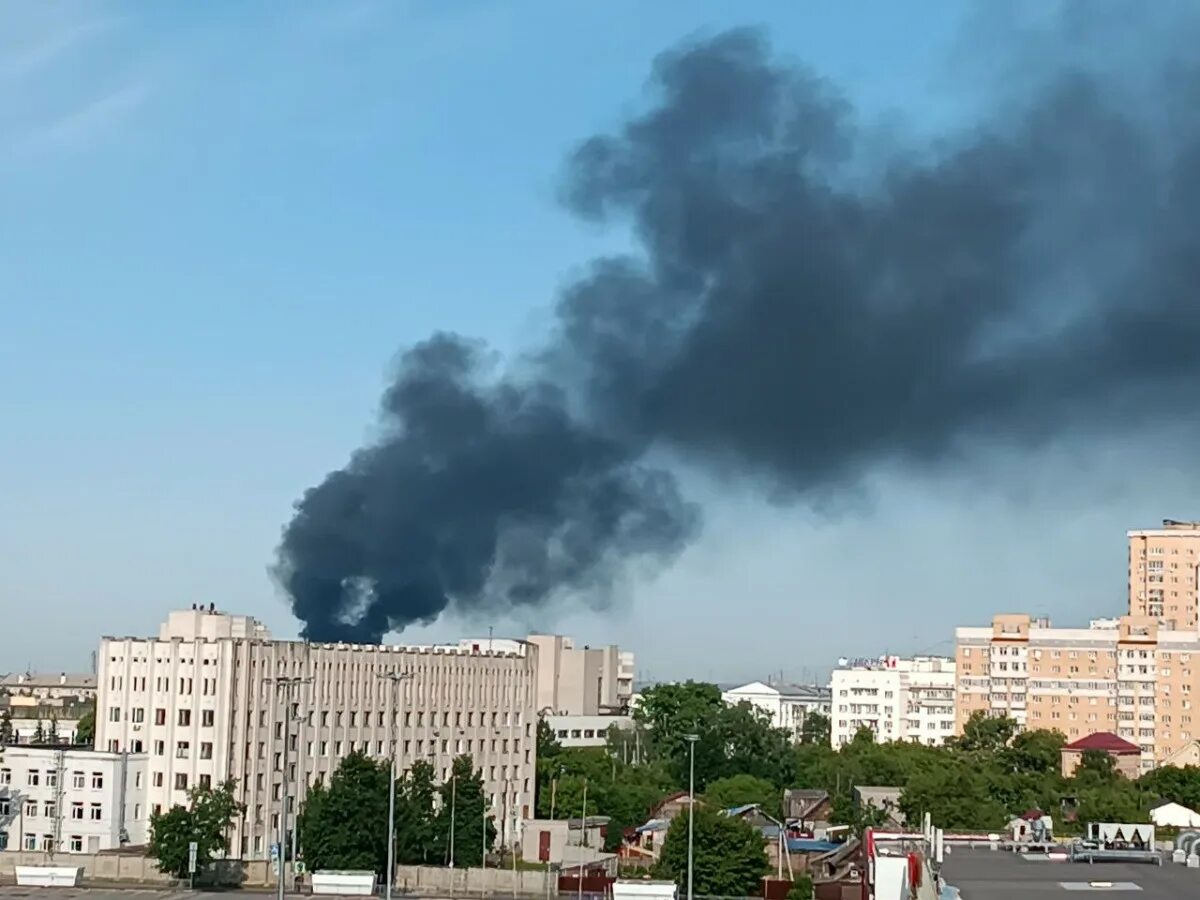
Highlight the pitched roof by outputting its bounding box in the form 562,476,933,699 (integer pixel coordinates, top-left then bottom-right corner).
1063,731,1140,753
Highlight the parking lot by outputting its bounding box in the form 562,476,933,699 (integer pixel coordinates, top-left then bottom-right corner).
941,846,1200,898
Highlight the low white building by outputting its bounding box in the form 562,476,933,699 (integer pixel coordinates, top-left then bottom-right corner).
720,682,831,741
830,656,956,748
544,714,633,749
0,746,147,853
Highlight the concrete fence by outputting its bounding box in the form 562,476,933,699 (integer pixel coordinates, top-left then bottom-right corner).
394,864,558,896
0,851,273,886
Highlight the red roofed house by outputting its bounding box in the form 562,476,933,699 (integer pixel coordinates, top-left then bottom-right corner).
1060,732,1141,779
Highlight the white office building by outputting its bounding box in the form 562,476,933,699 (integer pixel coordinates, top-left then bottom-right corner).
0,746,147,853
830,656,956,748
720,681,832,741
544,714,634,749
95,607,538,859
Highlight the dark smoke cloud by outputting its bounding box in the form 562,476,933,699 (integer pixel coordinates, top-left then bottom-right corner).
278,22,1200,642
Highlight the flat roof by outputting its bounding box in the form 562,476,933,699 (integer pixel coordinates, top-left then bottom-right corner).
940,846,1190,900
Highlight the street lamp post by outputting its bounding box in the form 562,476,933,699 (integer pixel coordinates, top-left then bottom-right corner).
378,671,413,900
269,676,311,900
684,734,699,900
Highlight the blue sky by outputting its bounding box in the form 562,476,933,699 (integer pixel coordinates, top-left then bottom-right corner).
2,1,1190,681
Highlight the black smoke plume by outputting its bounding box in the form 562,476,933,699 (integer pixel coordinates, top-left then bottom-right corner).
278,24,1200,642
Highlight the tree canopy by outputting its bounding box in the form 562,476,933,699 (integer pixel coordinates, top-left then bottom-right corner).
657,806,768,897
148,780,243,879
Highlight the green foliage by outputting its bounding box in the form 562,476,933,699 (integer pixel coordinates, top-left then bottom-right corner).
31,720,45,743
47,717,59,743
299,751,393,873
148,780,243,879
657,807,768,897
703,774,780,818
953,711,1017,754
75,705,96,746
1006,729,1065,774
1139,765,1200,811
787,874,814,900
0,710,12,744
1077,749,1117,780
394,759,439,865
799,712,830,746
434,755,497,867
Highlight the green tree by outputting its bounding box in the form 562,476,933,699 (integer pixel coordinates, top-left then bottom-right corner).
787,874,814,900
703,775,780,818
148,780,243,879
394,759,439,864
657,807,768,897
0,710,13,744
1076,750,1117,780
47,717,59,744
799,712,830,747
1139,765,1200,810
634,682,727,788
1006,729,1065,774
32,720,45,743
953,712,1018,754
299,752,392,873
75,705,96,746
434,755,496,867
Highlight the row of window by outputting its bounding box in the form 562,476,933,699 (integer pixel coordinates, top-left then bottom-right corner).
0,769,104,789
108,707,216,726
0,798,103,820
109,676,220,694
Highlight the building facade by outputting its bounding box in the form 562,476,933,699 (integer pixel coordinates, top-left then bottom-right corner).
526,635,632,715
1,672,97,702
956,612,1200,771
830,657,956,748
544,714,633,749
0,746,147,853
1128,520,1200,629
720,682,831,741
95,608,538,859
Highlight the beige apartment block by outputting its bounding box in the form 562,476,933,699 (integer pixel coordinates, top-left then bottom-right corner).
1128,519,1200,628
95,608,537,860
956,613,1200,772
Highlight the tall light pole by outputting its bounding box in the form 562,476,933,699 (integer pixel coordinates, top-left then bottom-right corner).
378,671,413,900
269,676,311,900
684,734,699,900
449,773,458,869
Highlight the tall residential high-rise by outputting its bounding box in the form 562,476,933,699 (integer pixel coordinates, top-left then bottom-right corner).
1128,519,1200,628
829,656,956,748
94,608,538,860
955,613,1200,772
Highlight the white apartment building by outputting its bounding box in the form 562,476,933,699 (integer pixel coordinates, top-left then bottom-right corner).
0,746,147,853
721,682,831,741
95,607,538,860
544,714,633,749
830,656,956,748
1,672,97,702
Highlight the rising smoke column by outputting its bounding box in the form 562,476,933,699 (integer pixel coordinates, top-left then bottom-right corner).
278,25,1200,642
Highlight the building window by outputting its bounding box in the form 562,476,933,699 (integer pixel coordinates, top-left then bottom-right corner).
154,741,165,756
71,802,84,820
27,770,39,787
155,708,167,726
200,742,213,760
153,773,164,787
45,770,57,788
175,773,188,791
0,768,9,785
176,741,190,759
23,835,36,851
92,772,104,789
25,800,38,818
43,801,56,818
202,710,214,727
89,803,102,821
70,835,83,853
199,774,211,788
132,707,145,723
109,707,121,722
178,710,192,727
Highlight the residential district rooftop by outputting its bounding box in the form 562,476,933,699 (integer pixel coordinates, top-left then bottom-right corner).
940,846,1193,900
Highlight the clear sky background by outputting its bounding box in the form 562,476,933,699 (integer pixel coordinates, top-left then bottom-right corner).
2,1,1194,683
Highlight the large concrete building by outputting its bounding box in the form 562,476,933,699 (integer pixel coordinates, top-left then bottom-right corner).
720,681,831,741
955,612,1200,771
0,746,147,853
94,608,538,859
1128,519,1200,629
830,656,956,748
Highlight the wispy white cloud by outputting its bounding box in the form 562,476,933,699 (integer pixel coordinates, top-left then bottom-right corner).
0,18,115,82
20,83,148,152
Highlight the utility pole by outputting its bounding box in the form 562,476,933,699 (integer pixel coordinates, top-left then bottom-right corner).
269,676,310,900
51,747,64,858
576,779,587,900
378,671,413,900
449,774,457,869
685,734,699,900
